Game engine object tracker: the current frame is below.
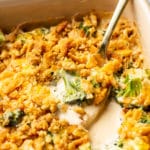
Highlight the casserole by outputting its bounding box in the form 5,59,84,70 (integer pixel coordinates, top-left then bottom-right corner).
0,0,150,149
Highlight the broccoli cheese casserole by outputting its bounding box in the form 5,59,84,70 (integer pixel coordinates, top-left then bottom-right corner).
0,12,149,150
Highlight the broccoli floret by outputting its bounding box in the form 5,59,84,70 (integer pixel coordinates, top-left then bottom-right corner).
61,70,86,103
79,22,91,37
40,27,49,35
117,75,142,98
0,109,25,127
91,79,101,88
50,70,93,104
139,113,150,124
114,69,150,109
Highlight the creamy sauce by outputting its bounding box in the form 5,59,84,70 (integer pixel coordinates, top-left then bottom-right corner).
50,78,66,102
50,78,105,126
89,100,122,149
58,107,83,125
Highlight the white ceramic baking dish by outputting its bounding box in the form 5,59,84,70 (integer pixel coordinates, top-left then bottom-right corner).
0,0,150,149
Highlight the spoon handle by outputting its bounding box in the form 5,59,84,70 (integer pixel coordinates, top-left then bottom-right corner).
98,0,129,57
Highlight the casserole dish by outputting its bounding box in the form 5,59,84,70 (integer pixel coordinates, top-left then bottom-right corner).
0,0,150,149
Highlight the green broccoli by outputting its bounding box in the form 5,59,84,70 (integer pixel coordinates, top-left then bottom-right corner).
91,79,100,88
40,27,50,35
139,113,150,124
115,75,142,109
0,109,25,127
16,32,31,44
114,69,150,109
117,75,142,98
61,70,86,103
79,22,91,37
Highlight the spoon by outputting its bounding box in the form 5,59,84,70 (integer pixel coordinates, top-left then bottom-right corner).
99,0,129,58
80,0,129,127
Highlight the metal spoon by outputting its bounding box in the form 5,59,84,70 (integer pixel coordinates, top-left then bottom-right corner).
98,0,129,58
